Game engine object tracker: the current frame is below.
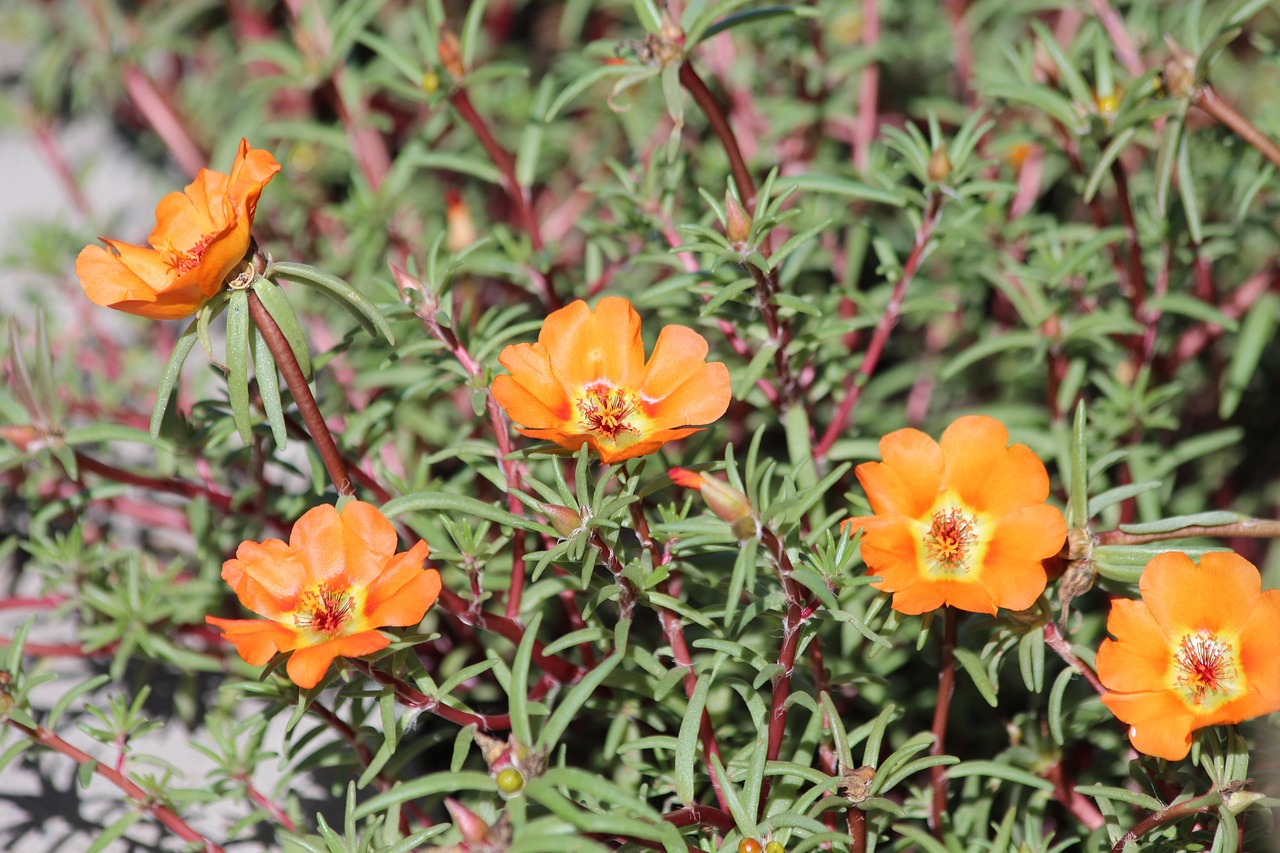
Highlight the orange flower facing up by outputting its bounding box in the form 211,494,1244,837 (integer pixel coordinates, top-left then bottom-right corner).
76,139,280,319
206,501,441,689
1096,551,1280,761
492,297,731,463
845,415,1066,615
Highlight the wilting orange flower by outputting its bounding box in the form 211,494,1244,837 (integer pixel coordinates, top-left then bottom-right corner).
1096,551,1280,760
76,139,280,320
845,415,1066,615
206,501,441,689
492,297,731,463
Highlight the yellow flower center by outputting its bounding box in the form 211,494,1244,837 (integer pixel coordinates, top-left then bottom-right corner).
1173,630,1240,708
577,383,640,438
294,583,355,637
922,507,978,577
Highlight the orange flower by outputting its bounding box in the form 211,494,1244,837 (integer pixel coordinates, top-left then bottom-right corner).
1096,551,1280,760
206,500,441,689
492,297,731,463
845,415,1066,615
76,139,280,319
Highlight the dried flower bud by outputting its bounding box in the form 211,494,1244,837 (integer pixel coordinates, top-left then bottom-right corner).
669,468,755,538
541,502,584,539
927,145,952,183
724,190,752,246
438,27,465,79
446,189,477,251
839,765,876,802
1161,37,1197,99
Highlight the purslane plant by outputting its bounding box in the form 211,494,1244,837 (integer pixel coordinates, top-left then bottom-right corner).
3,2,1280,852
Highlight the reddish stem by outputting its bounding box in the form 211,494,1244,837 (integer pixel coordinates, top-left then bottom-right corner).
247,291,354,497
6,718,225,852
816,192,942,460
350,660,512,730
853,0,880,174
436,586,582,684
1043,621,1106,696
929,608,958,836
678,62,755,206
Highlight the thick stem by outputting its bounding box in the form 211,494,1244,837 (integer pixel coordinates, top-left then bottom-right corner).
6,718,225,852
349,660,512,730
435,586,583,683
678,62,755,205
247,290,354,496
929,608,958,836
1194,85,1280,170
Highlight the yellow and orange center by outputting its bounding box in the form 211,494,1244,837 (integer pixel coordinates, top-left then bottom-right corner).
576,383,640,438
1173,630,1238,707
162,234,215,276
294,583,355,637
922,507,978,577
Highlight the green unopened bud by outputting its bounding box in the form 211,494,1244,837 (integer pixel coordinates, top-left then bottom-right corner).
670,468,755,537
1224,789,1266,816
1161,36,1197,99
541,503,583,539
928,145,952,182
725,190,752,245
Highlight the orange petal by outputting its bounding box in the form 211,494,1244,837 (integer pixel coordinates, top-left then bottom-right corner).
595,432,677,463
857,517,922,589
638,324,711,399
365,564,442,628
223,538,305,618
285,631,390,689
496,343,573,422
1222,589,1280,720
492,372,574,431
862,428,944,518
974,504,1063,611
963,442,1051,516
206,616,301,664
289,503,346,585
1101,689,1198,760
542,298,644,390
1095,600,1173,694
642,362,731,429
886,582,949,615
339,500,400,586
938,416,1017,510
227,140,282,217
942,579,998,615
1142,551,1260,637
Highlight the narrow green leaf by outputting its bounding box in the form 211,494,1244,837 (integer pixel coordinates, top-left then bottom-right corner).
253,327,289,449
1048,666,1074,745
952,647,998,707
778,175,905,207
1118,511,1244,535
149,318,199,439
1176,132,1204,244
226,289,254,445
1084,127,1138,203
946,761,1054,791
509,611,542,748
674,673,711,805
382,491,552,534
251,276,312,380
1088,481,1162,519
1075,784,1163,811
269,261,396,345
537,652,620,751
711,752,755,833
1067,401,1088,529
1220,293,1278,418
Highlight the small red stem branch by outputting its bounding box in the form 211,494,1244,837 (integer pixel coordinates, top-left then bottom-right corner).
929,608,958,836
349,660,512,730
1043,621,1106,696
1111,791,1224,853
630,505,728,811
239,778,297,833
849,805,867,851
757,525,813,813
247,291,354,497
5,718,225,852
587,530,638,620
436,586,583,684
307,701,431,830
392,265,529,618
1193,85,1280,170
816,192,942,461
678,61,755,205
853,0,880,174
663,805,735,832
119,65,207,178
1043,759,1105,831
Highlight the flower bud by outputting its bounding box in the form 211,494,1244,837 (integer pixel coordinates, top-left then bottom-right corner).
927,145,951,183
438,27,465,79
541,503,583,539
446,189,477,251
724,191,752,246
444,798,492,844
669,468,755,538
1161,37,1196,99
